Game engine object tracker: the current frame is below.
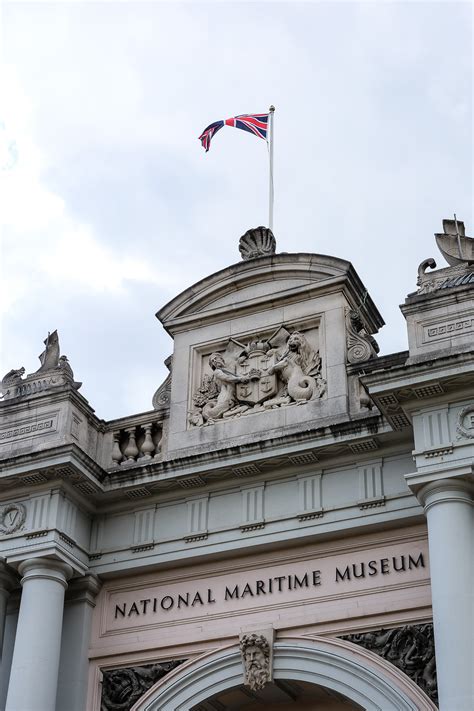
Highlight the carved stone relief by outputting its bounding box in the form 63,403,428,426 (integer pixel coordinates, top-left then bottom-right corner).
0,503,26,534
0,413,59,444
342,623,437,704
416,218,474,294
238,226,276,260
456,404,474,439
152,356,172,410
189,327,326,427
345,308,379,363
1,330,81,401
240,632,272,691
101,660,183,711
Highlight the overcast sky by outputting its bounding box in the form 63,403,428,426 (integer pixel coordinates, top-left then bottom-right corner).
1,1,472,420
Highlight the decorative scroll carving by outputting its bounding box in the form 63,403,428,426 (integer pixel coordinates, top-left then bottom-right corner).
345,309,379,363
240,633,271,691
189,327,326,426
342,624,437,704
239,226,276,260
0,503,26,534
152,356,172,409
101,660,183,711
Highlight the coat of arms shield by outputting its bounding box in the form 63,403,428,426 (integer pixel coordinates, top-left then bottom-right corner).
235,349,278,405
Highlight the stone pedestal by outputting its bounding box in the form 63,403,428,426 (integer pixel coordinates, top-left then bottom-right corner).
419,479,473,711
5,557,72,711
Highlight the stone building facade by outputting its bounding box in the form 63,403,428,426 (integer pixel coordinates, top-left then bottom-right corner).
0,223,473,711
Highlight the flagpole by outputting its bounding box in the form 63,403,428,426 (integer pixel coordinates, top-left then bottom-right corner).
268,105,275,231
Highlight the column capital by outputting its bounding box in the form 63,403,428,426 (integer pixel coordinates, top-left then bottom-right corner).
66,573,102,606
417,477,474,513
405,463,474,501
18,557,73,590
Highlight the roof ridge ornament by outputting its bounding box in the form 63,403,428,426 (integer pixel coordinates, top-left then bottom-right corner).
416,218,474,295
435,215,474,266
239,226,276,261
0,330,81,401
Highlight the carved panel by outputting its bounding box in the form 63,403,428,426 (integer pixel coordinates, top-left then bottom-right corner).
342,623,437,704
422,410,450,449
0,503,26,534
297,473,323,520
101,660,183,710
133,508,155,546
189,325,325,427
358,460,384,508
0,412,59,444
422,315,473,343
184,495,209,542
59,497,77,538
241,485,265,531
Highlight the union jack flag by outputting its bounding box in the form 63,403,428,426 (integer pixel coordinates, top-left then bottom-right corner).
199,113,269,152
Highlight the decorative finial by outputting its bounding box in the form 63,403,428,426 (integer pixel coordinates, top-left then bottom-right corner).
239,226,276,261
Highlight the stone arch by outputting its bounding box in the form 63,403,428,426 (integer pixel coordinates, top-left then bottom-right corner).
131,635,436,711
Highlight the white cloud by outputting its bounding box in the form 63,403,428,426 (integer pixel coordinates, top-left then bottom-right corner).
1,1,472,418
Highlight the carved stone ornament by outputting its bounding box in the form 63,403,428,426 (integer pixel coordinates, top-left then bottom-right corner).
240,633,271,691
189,327,326,427
0,503,26,534
152,356,172,410
416,259,471,295
1,330,81,401
416,219,474,294
456,404,474,439
101,660,183,711
345,308,379,363
342,623,437,704
239,226,276,260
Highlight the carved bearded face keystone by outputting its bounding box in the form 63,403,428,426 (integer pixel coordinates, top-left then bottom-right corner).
240,633,271,691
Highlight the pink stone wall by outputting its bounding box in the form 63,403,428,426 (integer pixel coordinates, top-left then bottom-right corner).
90,525,431,664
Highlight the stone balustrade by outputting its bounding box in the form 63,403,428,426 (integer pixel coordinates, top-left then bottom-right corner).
110,421,163,467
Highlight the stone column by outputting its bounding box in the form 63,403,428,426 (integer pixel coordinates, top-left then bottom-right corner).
418,479,473,711
56,574,102,711
0,560,17,659
5,557,73,711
